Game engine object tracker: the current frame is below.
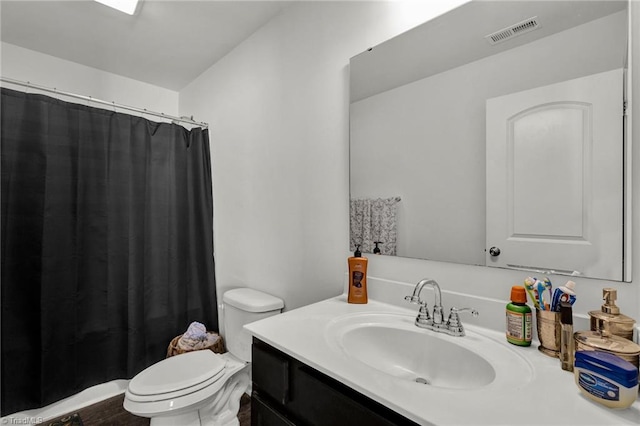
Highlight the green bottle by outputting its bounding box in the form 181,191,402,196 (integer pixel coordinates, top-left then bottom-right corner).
506,285,532,346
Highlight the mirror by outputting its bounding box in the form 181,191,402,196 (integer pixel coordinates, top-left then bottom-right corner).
349,1,629,281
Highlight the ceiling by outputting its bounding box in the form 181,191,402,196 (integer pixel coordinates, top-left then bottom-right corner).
0,0,289,91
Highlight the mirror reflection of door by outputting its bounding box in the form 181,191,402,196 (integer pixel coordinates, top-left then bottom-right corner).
486,69,624,280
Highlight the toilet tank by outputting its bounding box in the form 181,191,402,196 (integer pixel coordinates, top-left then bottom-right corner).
223,288,284,362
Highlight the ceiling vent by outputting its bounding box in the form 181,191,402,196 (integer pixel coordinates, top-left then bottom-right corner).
485,17,541,45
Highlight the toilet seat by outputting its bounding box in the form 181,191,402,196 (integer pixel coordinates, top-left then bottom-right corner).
127,350,226,402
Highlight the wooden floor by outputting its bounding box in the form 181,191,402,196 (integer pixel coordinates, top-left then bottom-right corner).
47,393,251,426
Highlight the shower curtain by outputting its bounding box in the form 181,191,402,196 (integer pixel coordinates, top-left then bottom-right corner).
1,88,217,415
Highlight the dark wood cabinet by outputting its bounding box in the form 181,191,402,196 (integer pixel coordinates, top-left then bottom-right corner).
251,338,420,426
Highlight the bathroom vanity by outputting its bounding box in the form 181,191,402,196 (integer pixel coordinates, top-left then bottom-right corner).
245,291,640,426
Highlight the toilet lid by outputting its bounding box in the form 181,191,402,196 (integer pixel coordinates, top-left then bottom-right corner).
129,350,226,396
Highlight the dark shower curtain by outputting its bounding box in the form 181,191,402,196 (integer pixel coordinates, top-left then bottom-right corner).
1,88,217,415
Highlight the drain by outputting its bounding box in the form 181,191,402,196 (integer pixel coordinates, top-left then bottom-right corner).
415,377,430,385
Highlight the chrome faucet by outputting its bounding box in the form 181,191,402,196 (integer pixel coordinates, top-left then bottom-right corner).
405,278,478,336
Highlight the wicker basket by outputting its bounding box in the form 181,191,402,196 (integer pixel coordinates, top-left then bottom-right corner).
166,332,225,358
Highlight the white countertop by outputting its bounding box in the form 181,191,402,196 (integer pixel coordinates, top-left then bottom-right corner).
245,294,640,426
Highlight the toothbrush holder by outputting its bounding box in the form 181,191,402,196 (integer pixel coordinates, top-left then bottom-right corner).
536,308,562,358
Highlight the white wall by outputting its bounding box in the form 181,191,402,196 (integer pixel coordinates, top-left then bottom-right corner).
180,0,639,332
1,42,178,116
179,1,468,314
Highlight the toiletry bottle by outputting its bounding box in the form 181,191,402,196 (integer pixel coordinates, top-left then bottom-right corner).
506,285,532,346
373,241,382,255
559,302,574,372
551,280,576,312
588,288,635,340
574,351,638,409
348,245,368,304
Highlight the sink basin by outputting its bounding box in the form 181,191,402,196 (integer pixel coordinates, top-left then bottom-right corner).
341,325,494,388
325,312,533,390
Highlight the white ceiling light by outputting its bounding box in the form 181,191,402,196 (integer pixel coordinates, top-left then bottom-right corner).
94,0,140,15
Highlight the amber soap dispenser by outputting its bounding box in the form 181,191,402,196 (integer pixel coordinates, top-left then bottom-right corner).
348,245,368,304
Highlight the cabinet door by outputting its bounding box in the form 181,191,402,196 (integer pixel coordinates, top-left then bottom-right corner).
486,69,623,280
252,394,296,426
290,366,411,426
252,342,290,405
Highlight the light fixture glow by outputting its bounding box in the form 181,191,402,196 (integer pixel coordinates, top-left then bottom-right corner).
94,0,140,15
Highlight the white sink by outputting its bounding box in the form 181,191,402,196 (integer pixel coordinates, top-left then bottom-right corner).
324,312,533,390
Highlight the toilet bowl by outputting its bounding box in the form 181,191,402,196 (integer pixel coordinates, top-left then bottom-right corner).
123,288,284,426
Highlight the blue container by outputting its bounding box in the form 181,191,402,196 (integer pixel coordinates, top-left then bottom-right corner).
574,350,638,408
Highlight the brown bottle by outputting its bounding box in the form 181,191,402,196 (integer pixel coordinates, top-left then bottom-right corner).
348,245,368,304
588,288,636,340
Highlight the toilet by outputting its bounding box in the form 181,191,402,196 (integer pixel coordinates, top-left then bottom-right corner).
123,288,284,426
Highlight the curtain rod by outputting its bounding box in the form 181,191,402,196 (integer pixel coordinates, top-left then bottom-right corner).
0,76,208,128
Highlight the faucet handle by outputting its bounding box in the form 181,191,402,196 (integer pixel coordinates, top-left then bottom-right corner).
448,307,479,322
415,300,432,326
404,294,421,304
446,307,479,336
